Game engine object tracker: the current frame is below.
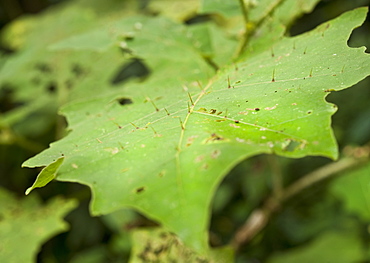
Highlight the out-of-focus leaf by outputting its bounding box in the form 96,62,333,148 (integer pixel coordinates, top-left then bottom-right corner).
0,188,77,263
146,0,200,22
267,231,364,263
129,227,234,263
243,0,321,57
188,22,238,67
330,162,370,221
200,0,241,18
69,247,107,263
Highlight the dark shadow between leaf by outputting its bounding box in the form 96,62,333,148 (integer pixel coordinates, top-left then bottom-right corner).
110,58,151,86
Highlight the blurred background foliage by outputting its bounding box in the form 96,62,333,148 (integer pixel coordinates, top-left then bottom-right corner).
0,0,369,262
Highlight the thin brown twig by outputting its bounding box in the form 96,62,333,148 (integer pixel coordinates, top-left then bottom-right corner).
231,146,370,250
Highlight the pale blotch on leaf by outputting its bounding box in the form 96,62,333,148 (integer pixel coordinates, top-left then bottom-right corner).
104,147,119,154
202,133,228,144
264,105,277,110
195,155,205,163
282,139,306,152
211,150,221,159
158,170,166,177
229,123,240,128
186,135,198,147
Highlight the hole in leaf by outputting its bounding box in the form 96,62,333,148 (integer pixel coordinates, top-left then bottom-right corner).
110,58,150,86
185,14,214,25
46,81,57,93
136,187,145,193
117,98,133,106
71,63,87,78
0,85,25,113
0,46,15,54
282,139,302,152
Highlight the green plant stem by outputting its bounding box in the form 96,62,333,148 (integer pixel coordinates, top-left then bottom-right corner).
231,149,370,250
238,0,249,25
282,158,360,200
235,0,250,58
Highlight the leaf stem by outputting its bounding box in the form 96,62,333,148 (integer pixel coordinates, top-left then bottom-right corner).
235,0,250,58
238,0,249,26
231,146,370,250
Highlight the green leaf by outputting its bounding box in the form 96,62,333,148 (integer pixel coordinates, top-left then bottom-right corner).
267,231,364,263
22,7,370,253
129,227,234,262
24,156,65,195
200,0,241,18
0,0,142,135
146,0,200,22
330,162,370,221
188,22,239,67
243,0,321,57
0,188,77,263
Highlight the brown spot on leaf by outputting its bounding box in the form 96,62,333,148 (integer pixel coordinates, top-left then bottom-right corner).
201,163,209,170
203,133,228,144
211,149,221,159
117,98,133,105
136,187,145,193
229,123,240,128
186,135,198,147
195,155,204,163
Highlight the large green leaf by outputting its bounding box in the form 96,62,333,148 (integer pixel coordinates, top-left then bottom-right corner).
0,188,77,262
22,7,370,254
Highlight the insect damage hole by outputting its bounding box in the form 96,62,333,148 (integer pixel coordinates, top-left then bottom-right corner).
46,81,57,93
282,139,302,152
117,98,133,105
110,58,150,85
135,186,146,193
203,133,228,144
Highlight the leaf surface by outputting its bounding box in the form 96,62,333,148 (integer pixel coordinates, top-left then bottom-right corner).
0,188,76,262
330,162,370,221
267,231,364,263
25,156,65,195
22,7,370,252
129,227,233,262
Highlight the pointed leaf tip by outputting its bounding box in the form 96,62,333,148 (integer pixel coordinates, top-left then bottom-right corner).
25,157,65,195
